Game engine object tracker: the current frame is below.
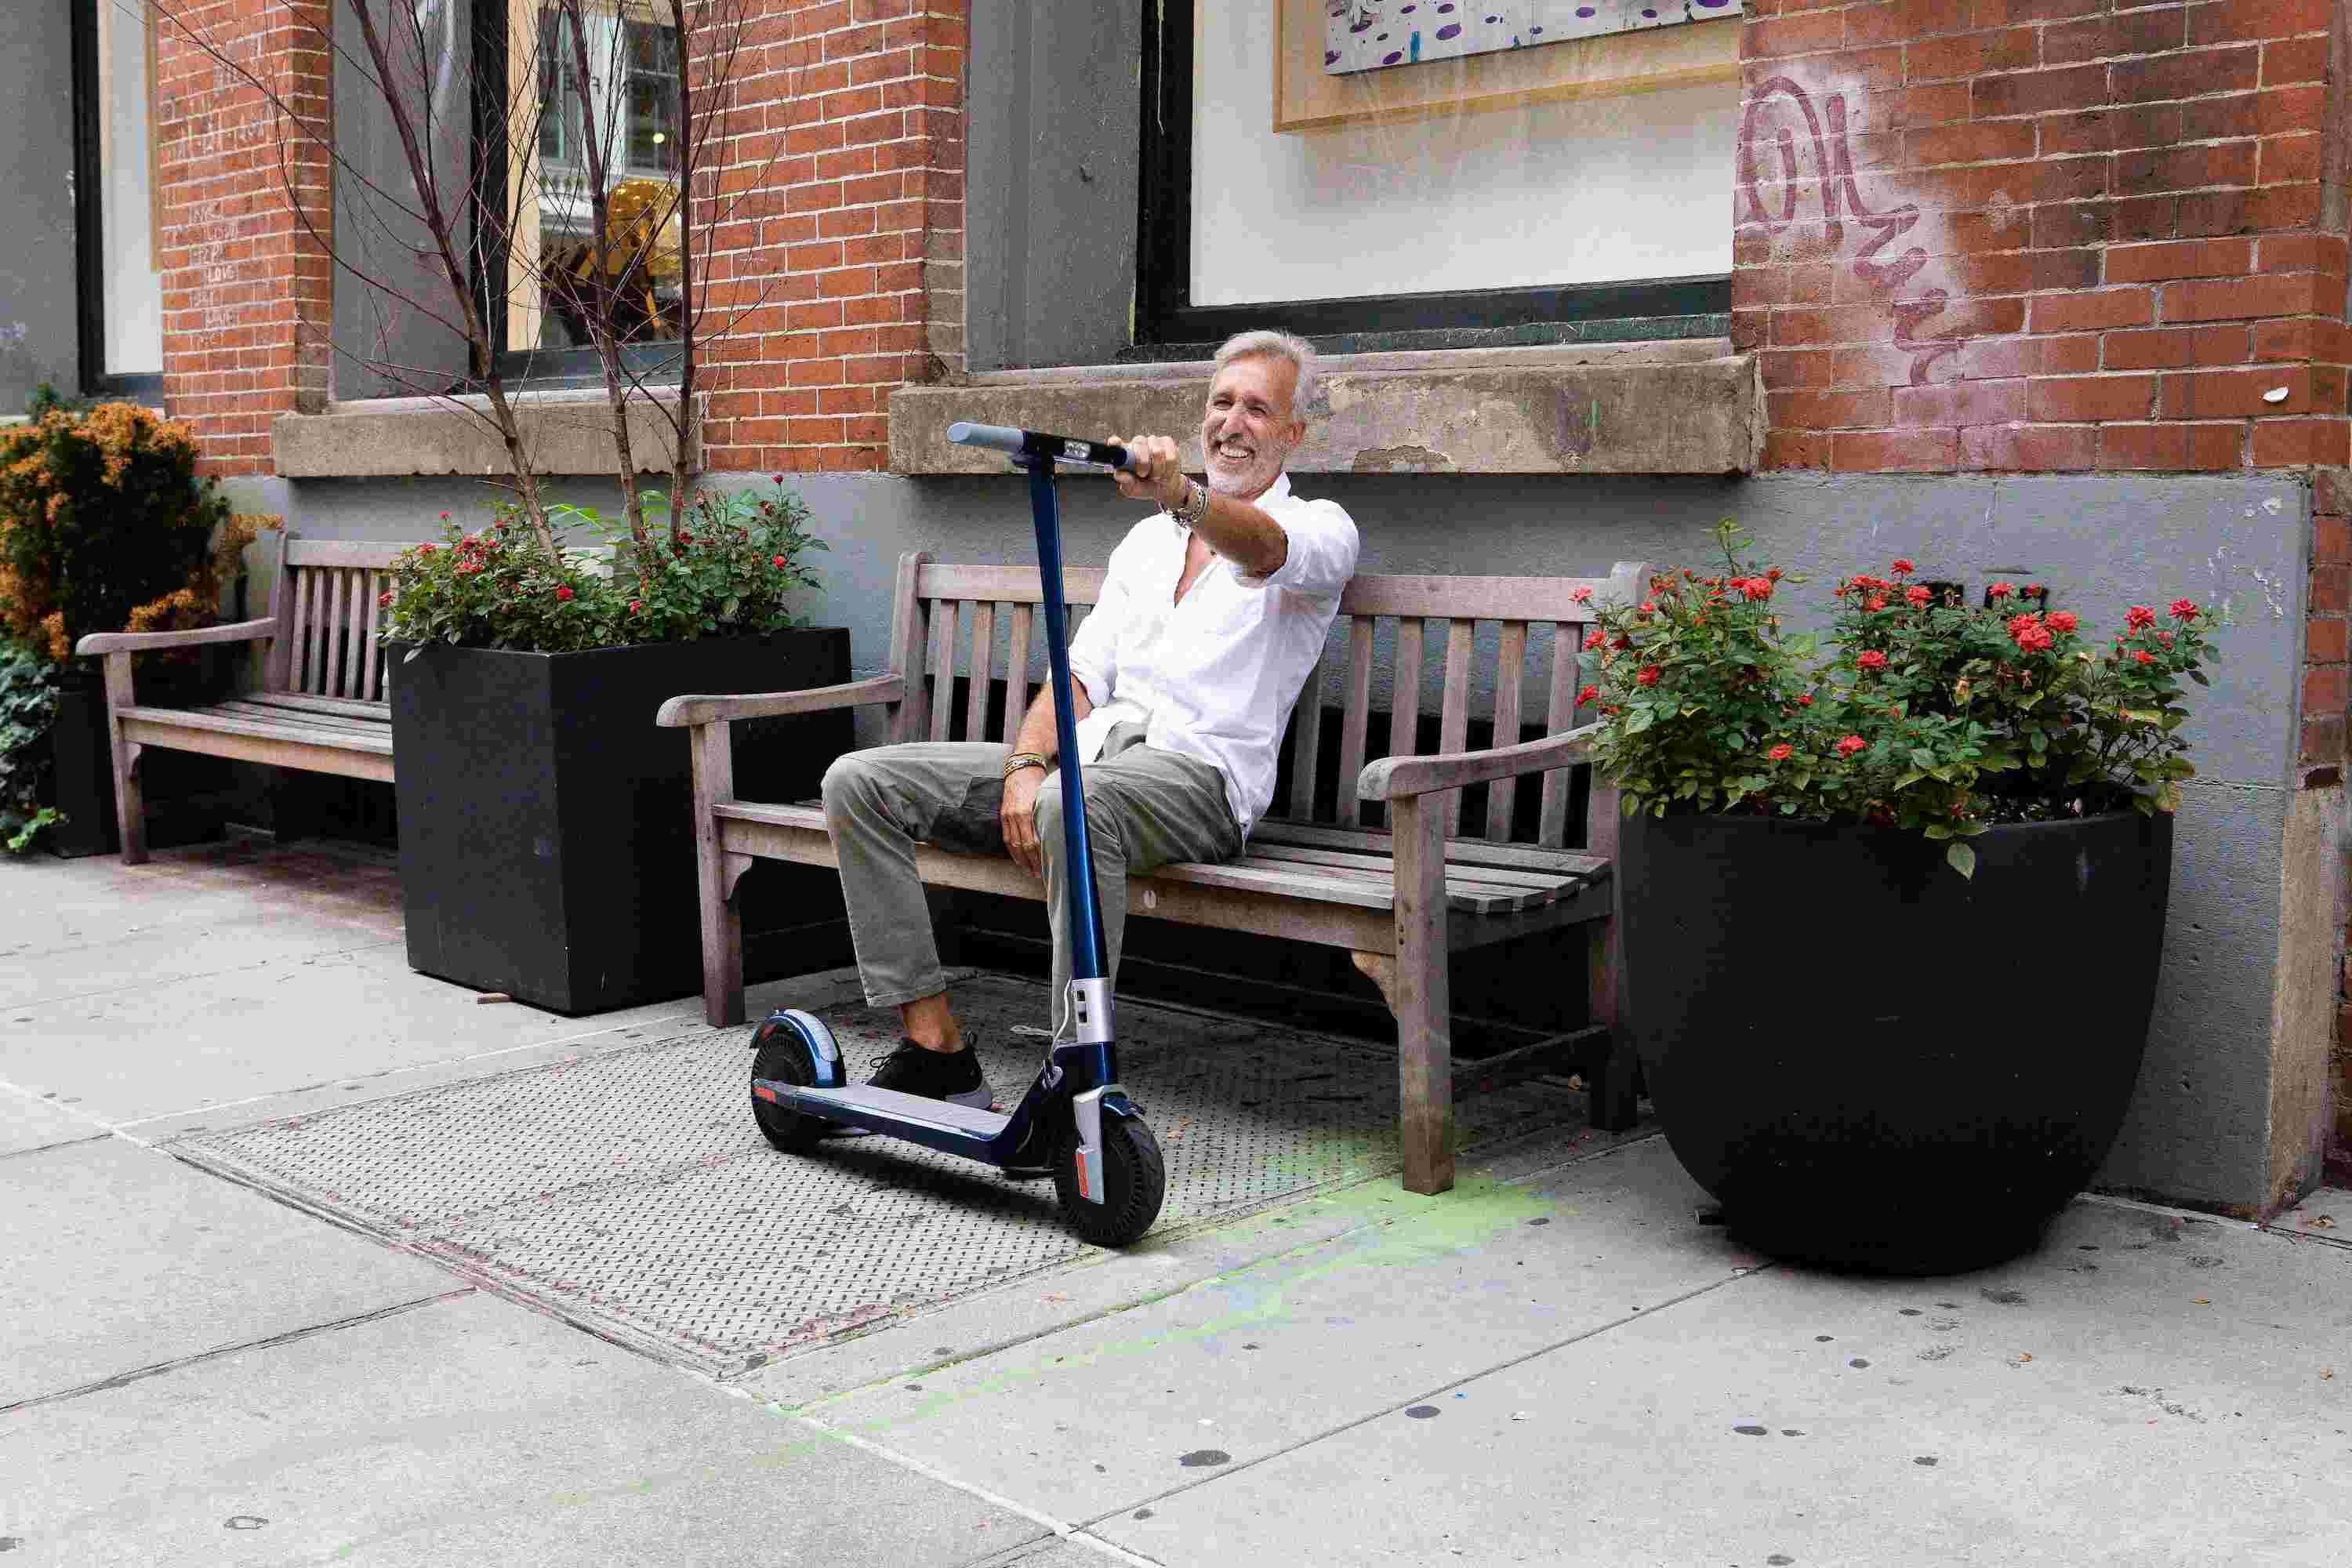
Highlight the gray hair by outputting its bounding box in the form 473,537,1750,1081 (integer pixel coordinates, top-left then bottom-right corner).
1213,329,1319,412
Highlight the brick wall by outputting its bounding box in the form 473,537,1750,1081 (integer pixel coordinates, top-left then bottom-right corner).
696,0,967,474
154,0,335,477
1735,0,2347,477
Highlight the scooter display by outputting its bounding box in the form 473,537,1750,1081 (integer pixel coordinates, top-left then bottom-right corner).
744,422,1166,1247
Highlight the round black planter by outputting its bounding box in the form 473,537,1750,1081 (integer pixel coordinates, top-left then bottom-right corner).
1618,809,2173,1275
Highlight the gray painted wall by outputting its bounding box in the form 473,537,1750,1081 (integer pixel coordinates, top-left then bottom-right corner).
1,1,85,413
964,0,1140,372
227,464,2312,1211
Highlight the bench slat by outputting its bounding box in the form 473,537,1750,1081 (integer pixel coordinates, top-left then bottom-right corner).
213,700,388,736
1253,820,1606,880
1539,621,1578,848
965,601,995,744
1005,601,1032,723
119,704,394,753
240,691,393,722
927,601,956,742
1489,621,1526,844
1243,840,1581,895
1335,617,1373,828
285,539,409,570
1438,618,1473,837
1388,618,1422,808
920,564,1109,605
1286,649,1324,822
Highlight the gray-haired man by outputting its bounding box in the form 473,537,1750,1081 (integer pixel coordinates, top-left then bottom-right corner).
819,330,1360,1105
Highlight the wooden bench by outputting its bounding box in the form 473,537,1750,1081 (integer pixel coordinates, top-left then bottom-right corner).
657,551,1648,1196
74,532,405,865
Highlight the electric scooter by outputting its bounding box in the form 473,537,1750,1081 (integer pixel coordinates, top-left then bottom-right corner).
744,422,1165,1248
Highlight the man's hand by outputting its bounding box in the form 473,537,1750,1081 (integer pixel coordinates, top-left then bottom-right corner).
1113,434,1190,514
1001,765,1048,879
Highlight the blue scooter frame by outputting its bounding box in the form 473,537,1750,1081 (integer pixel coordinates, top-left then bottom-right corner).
746,423,1164,1245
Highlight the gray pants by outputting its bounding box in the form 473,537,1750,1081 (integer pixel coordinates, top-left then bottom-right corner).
819,725,1243,1010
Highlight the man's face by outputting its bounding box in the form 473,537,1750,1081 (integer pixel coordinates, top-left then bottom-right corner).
1198,353,1306,500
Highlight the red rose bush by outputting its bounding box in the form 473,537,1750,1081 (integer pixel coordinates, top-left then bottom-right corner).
1577,521,2221,877
379,478,826,658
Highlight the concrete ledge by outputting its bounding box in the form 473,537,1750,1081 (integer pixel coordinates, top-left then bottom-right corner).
273,390,685,478
890,344,1762,476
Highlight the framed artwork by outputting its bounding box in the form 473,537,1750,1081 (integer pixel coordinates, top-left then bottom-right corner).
1275,0,1741,132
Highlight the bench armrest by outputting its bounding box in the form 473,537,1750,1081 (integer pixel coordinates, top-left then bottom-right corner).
1358,721,1601,802
76,617,278,656
656,674,906,728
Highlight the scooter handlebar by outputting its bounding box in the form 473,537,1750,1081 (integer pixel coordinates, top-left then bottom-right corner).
947,421,1135,473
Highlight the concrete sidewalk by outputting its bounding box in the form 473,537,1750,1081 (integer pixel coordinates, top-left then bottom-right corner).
4,834,2349,1566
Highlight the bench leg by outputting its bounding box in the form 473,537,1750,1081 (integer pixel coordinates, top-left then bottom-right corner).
100,652,147,865
1586,913,1639,1132
689,721,746,1028
1390,795,1454,1196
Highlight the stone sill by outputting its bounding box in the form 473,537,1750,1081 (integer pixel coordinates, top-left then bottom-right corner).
890,341,1761,477
273,388,686,479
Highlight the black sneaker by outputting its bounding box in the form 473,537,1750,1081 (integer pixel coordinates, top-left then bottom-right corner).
866,1034,993,1109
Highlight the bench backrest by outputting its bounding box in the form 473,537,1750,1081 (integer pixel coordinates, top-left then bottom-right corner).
262,535,410,705
887,552,1647,850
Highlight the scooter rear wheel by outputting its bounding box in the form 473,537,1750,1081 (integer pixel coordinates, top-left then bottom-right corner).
1054,1115,1165,1247
750,1018,824,1154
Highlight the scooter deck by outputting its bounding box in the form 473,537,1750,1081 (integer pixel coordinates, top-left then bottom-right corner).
783,1083,1012,1138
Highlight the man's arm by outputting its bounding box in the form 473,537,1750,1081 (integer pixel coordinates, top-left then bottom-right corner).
1115,435,1287,578
1000,680,1091,878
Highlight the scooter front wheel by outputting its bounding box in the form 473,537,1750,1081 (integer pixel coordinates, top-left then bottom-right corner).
750,1015,825,1154
1054,1114,1165,1247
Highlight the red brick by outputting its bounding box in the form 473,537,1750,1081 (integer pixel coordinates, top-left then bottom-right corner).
2183,83,2327,139
2038,334,2107,375
2164,366,2311,417
1907,27,2038,81
2164,274,2319,322
2034,154,2116,204
2258,234,2349,276
2115,46,2262,103
1971,0,2103,23
2108,323,2251,369
1907,121,2037,167
1763,429,1835,469
1748,11,1846,56
1773,306,1897,346
1962,423,2100,470
1895,379,2027,426
2299,715,2344,765
2190,0,2333,45
2099,423,2194,468
2031,373,2161,421
2253,418,2351,465
2261,34,2330,82
2032,289,2156,332
1771,388,1895,427
1973,66,2110,118
2189,423,2250,467
2031,249,2106,291
1844,0,1962,45
1832,430,1961,471
2107,238,2254,282
1762,348,1838,389
2118,142,2257,198
2304,664,2350,714
2259,134,2322,186
2312,564,2352,612
2313,510,2352,561
2045,9,2191,66
2309,617,2351,662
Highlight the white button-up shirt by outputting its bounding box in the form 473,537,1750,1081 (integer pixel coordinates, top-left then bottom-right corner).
1066,474,1359,834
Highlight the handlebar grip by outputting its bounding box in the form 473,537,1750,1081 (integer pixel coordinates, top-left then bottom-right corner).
946,422,1026,457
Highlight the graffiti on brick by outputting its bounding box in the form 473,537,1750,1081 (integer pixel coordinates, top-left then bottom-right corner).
1738,75,1963,386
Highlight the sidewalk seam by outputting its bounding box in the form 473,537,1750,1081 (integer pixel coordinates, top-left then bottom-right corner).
0,1287,474,1415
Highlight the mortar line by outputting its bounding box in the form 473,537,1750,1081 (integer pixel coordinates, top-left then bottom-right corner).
0,1287,475,1415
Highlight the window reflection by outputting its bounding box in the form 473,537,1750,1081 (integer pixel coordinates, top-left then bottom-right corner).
506,0,681,355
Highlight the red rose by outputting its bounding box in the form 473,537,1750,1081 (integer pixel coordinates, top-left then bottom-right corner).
2046,611,2078,633
416,543,436,557
2157,630,2174,647
1570,586,1593,604
629,600,644,614
438,511,450,521
1864,596,1888,612
1636,665,1661,688
1766,568,1782,583
1577,684,1599,706
1741,577,1773,602
2125,604,2156,630
1835,735,1866,758
772,554,788,568
1582,629,1606,652
2133,650,2155,665
555,586,575,602
2169,597,2198,620
1857,649,1888,671
1892,558,1915,576
377,590,393,608
1796,693,1813,706
1988,581,2013,601
771,473,786,484
1767,742,1795,761
1639,600,1657,615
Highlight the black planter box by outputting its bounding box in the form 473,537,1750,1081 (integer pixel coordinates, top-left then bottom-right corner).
45,658,238,858
392,631,852,1014
1621,810,2173,1275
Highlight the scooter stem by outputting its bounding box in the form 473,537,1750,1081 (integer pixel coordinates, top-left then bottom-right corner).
1026,457,1110,985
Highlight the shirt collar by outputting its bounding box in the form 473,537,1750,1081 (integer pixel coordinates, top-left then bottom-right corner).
1171,472,1291,536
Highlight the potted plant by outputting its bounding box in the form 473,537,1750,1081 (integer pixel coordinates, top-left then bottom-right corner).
1581,522,2220,1274
0,394,259,856
382,481,849,1014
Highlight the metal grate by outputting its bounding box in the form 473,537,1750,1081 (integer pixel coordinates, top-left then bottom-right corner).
171,975,1580,1374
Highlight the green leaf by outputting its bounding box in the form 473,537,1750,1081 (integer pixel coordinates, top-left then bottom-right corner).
1945,840,1976,879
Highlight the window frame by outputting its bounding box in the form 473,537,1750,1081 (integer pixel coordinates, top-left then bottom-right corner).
70,0,165,404
1133,0,1731,353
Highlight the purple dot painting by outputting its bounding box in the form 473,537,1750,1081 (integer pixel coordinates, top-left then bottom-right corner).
1437,2,1454,11
1575,5,1594,15
1436,21,1461,38
1327,0,1739,78
1530,24,1544,32
1325,49,1341,64
1486,13,1501,21
1383,49,1403,62
1351,16,1374,31
1401,3,1416,10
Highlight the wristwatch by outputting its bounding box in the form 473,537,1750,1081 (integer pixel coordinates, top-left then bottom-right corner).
1002,751,1050,779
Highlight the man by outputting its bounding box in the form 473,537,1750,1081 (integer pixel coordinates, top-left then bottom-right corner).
819,328,1359,1105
